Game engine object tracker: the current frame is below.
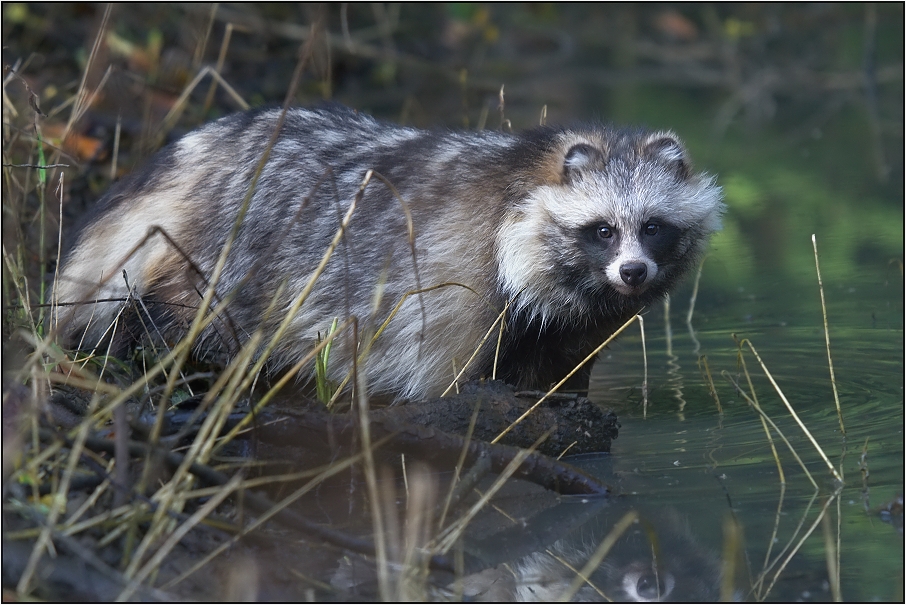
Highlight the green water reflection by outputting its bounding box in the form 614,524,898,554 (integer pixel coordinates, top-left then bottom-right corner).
587,259,903,601
6,4,901,600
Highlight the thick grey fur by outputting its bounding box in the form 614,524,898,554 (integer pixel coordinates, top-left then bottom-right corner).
54,105,724,400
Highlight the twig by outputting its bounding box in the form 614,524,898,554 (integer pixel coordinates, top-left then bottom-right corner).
117,473,244,601
686,257,705,353
720,516,743,602
16,395,98,596
743,340,843,483
556,510,639,601
639,314,648,417
723,369,812,489
753,482,786,598
433,428,556,554
821,508,841,602
492,314,639,444
734,338,783,483
698,355,721,413
2,163,70,169
441,299,510,397
812,234,844,437
202,21,236,118
497,84,511,132
761,492,840,598
437,399,483,529
109,114,121,180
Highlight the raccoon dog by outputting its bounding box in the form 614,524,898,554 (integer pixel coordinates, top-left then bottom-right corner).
53,105,723,400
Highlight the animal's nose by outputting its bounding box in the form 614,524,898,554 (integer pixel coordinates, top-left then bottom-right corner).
620,262,648,286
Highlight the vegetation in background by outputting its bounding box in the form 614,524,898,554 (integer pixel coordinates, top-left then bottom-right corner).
2,4,902,601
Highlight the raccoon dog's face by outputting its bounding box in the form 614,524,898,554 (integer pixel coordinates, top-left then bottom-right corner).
498,131,723,321
576,188,683,299
558,136,716,300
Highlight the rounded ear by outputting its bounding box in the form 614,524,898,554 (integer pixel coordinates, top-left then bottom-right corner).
562,143,605,184
643,134,690,180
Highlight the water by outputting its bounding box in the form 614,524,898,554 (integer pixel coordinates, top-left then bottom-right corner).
298,6,905,596
318,261,901,601
4,5,900,601
581,257,903,601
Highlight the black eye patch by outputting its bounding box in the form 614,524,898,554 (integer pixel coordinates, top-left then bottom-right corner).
581,223,618,249
640,220,683,262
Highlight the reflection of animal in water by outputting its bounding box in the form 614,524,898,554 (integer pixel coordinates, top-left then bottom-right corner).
463,504,722,602
326,462,723,602
514,512,720,601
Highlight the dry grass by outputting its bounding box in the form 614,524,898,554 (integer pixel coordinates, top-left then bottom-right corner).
716,281,848,601
1,12,550,599
2,6,867,602
2,12,376,599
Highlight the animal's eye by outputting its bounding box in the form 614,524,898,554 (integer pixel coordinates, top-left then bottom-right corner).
644,223,659,236
597,225,613,239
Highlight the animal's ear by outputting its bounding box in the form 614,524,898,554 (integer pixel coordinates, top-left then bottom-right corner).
643,133,690,180
562,143,605,184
